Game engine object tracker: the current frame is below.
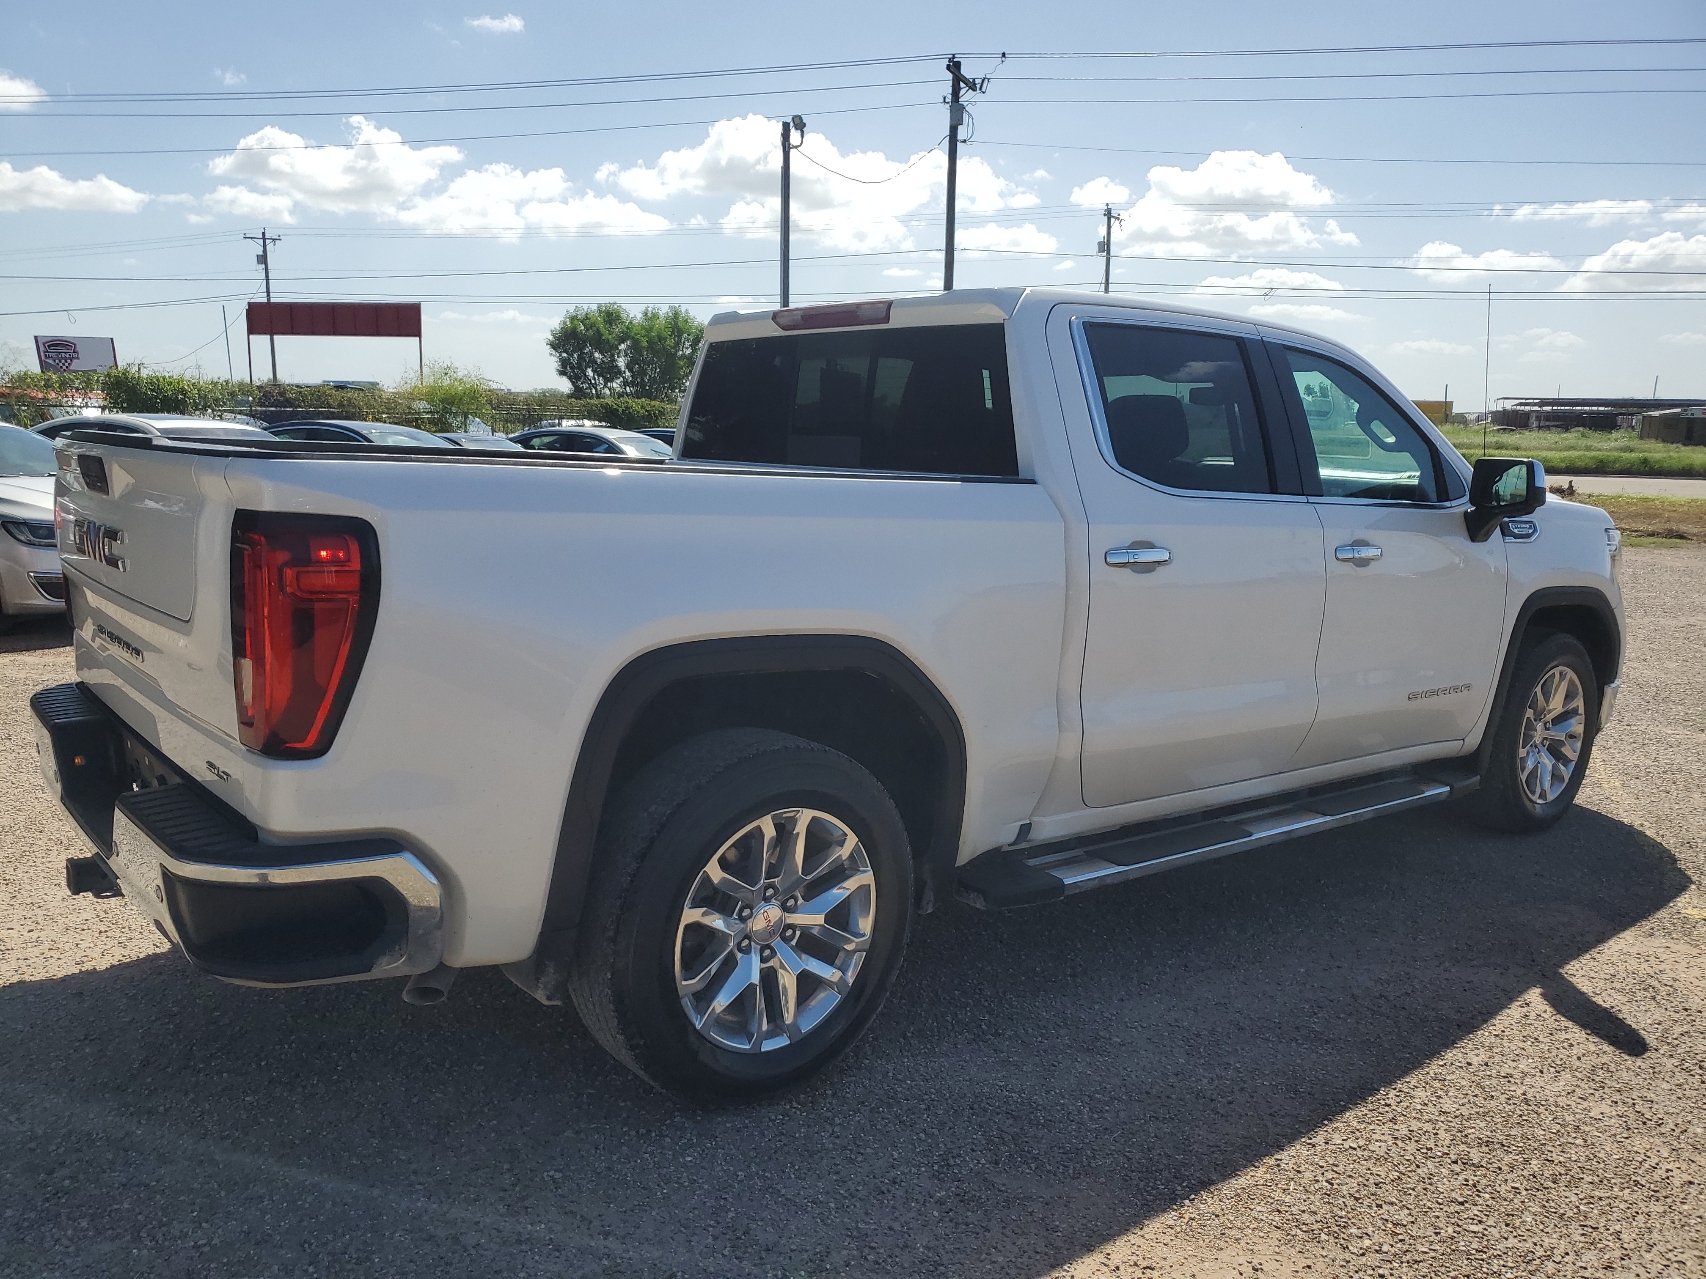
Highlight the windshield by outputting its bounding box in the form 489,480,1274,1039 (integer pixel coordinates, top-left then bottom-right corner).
0,425,57,476
456,435,523,449
366,425,453,447
616,433,673,458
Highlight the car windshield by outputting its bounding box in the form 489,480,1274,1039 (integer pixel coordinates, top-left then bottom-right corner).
0,425,58,476
365,425,453,447
456,435,523,449
614,433,673,458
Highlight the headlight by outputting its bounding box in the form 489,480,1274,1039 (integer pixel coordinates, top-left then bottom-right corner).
1,519,57,548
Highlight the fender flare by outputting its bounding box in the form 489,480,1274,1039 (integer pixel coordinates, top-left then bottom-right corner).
505,635,967,1004
1475,585,1621,774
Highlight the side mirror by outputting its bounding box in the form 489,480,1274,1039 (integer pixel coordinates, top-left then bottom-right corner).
1188,386,1226,406
1466,457,1546,542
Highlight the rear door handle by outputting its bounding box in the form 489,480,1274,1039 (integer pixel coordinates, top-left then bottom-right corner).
1335,544,1383,563
1105,546,1171,567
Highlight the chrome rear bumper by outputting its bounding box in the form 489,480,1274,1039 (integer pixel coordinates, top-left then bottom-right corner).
32,682,443,987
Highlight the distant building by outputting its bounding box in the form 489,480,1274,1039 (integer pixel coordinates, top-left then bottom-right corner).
1492,397,1706,432
1637,405,1706,446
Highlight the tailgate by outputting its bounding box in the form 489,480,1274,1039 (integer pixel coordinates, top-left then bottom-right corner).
55,436,242,745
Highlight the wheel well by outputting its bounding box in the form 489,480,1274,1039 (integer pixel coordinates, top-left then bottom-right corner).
504,637,966,1006
612,669,951,894
1523,603,1619,688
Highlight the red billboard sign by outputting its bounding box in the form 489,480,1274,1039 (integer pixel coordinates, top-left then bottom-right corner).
246,302,422,338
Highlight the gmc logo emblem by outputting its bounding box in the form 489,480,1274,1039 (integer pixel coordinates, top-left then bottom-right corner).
71,518,127,572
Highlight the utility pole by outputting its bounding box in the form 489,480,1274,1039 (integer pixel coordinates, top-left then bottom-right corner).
1098,204,1122,293
780,115,805,306
942,57,988,292
244,228,282,382
221,304,234,381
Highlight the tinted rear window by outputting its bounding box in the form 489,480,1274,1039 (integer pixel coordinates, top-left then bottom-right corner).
682,324,1017,476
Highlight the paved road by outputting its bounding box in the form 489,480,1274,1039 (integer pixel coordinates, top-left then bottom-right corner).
2,552,1703,1279
1551,474,1706,499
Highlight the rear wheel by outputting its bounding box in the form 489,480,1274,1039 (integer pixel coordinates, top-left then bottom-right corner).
1468,632,1599,832
568,728,913,1101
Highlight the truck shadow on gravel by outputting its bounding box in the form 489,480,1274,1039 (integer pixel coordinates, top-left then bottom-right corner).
0,614,70,654
0,803,1687,1279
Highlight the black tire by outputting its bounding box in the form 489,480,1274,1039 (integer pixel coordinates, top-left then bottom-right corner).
568,728,914,1102
1467,632,1599,833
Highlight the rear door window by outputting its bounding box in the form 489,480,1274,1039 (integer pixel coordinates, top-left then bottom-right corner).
683,323,1017,476
1080,322,1275,494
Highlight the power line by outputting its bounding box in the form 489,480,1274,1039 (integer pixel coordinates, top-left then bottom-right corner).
6,37,1698,106
974,140,1706,168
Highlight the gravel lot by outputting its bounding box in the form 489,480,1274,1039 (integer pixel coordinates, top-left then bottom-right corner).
2,549,1702,1279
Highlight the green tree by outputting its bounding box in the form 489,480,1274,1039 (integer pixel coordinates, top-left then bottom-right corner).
625,306,704,401
547,303,631,398
545,303,704,401
399,360,493,431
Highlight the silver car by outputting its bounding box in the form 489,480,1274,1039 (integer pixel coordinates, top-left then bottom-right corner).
511,423,673,459
0,424,65,629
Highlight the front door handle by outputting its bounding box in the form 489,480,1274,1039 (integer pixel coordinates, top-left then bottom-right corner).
1106,546,1172,568
1335,544,1383,563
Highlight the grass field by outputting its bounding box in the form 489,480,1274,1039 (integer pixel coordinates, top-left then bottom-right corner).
1562,492,1706,547
1440,427,1706,478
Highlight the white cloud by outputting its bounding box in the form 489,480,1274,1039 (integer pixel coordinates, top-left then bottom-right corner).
0,71,46,110
1504,328,1585,363
1247,303,1366,324
958,222,1058,254
1390,338,1473,355
465,13,524,32
395,163,666,236
1023,169,1051,182
1661,203,1706,227
214,68,246,87
1506,200,1651,227
882,267,923,278
1559,231,1706,293
1196,266,1343,295
205,117,663,236
1070,176,1131,208
1107,151,1353,258
1409,241,1567,279
0,161,149,212
607,114,1036,252
1660,331,1706,346
436,309,552,324
1054,259,1076,271
204,184,296,221
209,116,463,216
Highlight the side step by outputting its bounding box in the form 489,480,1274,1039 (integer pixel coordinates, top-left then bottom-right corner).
957,763,1478,909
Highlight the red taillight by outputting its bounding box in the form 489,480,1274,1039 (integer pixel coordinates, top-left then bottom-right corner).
771,300,892,331
231,513,378,758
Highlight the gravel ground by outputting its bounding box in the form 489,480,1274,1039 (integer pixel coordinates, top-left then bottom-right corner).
2,549,1702,1279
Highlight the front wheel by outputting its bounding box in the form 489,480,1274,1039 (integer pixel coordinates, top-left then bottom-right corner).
1467,632,1599,832
568,728,913,1102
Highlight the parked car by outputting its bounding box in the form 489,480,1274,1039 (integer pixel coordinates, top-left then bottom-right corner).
637,428,679,448
33,414,276,442
267,420,453,447
511,423,672,459
34,288,1624,1102
0,424,65,629
439,432,523,450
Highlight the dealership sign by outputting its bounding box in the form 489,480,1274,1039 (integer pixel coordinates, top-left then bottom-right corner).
34,335,118,373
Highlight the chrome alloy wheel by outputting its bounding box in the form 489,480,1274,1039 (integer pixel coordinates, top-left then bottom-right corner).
674,808,876,1054
1518,663,1587,805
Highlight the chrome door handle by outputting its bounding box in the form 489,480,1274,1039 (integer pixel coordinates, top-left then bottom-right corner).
1105,546,1171,567
1335,544,1383,563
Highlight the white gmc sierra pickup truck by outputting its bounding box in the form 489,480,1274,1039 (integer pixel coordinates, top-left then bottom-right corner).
35,288,1624,1100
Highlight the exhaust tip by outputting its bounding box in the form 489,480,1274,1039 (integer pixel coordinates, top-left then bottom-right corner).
402,963,458,1006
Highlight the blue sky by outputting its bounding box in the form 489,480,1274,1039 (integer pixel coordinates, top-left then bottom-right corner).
1,0,1702,401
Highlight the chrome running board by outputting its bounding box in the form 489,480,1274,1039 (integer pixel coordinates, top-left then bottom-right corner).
956,764,1477,910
